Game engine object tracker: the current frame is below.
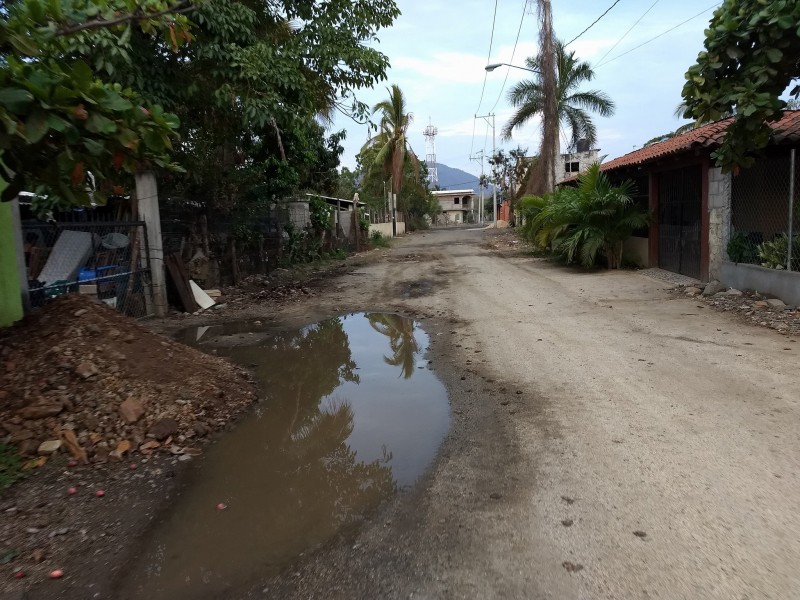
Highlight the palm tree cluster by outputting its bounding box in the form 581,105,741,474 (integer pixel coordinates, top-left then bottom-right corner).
518,164,649,269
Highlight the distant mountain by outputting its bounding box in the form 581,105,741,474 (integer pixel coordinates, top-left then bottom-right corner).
431,163,492,192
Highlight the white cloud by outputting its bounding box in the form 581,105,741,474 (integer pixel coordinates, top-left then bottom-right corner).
392,52,488,84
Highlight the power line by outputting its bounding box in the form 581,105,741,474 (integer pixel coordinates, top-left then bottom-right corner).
595,0,659,67
596,3,720,68
490,0,529,113
470,0,500,160
565,0,622,47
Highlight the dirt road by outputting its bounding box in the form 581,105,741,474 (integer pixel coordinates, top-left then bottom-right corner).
252,226,800,599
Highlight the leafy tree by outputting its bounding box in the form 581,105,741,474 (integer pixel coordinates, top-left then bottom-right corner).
502,40,614,151
681,0,800,170
93,0,399,215
0,0,192,207
532,163,649,269
336,166,360,201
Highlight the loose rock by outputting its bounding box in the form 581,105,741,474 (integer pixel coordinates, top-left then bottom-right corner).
119,397,145,424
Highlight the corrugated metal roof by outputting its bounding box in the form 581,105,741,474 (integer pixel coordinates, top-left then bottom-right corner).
598,110,800,174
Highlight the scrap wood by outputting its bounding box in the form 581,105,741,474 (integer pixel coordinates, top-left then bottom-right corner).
165,254,200,313
59,429,88,464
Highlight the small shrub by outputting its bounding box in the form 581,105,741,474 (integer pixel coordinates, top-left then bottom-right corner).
0,444,24,489
727,231,758,263
757,234,800,269
329,248,347,260
370,230,390,248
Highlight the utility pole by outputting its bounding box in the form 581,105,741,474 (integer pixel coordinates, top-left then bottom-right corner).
470,150,486,224
476,112,497,228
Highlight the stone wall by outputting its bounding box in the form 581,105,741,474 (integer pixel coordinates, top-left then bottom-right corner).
707,166,732,281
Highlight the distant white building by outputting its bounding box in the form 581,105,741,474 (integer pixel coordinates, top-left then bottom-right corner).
558,140,599,184
432,189,473,224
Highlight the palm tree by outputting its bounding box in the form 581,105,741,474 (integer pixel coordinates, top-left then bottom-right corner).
533,163,649,269
367,314,420,379
502,40,615,151
364,85,419,199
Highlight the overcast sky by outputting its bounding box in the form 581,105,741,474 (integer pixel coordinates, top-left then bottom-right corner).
335,0,721,179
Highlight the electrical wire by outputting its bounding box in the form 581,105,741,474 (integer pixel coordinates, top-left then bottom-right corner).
470,0,500,160
596,3,720,68
595,0,659,67
489,0,528,114
565,0,622,47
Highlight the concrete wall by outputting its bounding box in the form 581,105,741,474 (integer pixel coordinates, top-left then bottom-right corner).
0,201,23,327
708,166,732,281
721,261,800,306
624,237,649,267
287,201,311,230
369,222,405,237
558,149,599,183
437,210,466,225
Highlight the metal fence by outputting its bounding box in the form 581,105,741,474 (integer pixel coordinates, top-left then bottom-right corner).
21,220,153,318
160,200,366,286
730,148,800,271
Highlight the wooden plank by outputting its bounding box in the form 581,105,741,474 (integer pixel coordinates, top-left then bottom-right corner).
165,254,200,313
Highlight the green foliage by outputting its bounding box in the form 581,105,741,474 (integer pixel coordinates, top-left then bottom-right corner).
358,208,370,232
281,223,323,266
757,234,800,269
0,444,24,489
502,39,614,148
515,194,548,243
309,195,334,232
681,0,800,171
0,0,189,207
364,84,419,198
727,230,759,263
370,230,390,247
533,164,649,269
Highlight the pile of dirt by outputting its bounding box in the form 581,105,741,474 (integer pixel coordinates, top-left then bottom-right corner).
0,294,257,464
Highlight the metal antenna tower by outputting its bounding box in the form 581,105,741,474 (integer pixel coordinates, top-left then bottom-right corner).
423,118,438,188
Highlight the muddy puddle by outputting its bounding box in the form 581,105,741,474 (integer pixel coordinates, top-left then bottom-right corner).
117,313,449,599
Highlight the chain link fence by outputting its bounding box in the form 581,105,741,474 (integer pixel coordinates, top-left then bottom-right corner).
730,148,800,271
21,220,153,318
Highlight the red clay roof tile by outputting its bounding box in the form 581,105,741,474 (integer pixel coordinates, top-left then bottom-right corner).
598,110,800,174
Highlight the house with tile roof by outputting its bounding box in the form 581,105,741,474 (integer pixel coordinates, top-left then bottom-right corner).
568,111,800,303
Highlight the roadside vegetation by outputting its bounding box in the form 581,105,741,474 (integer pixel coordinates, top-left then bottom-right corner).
0,444,24,489
515,164,649,269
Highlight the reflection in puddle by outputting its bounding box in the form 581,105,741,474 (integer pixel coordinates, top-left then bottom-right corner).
118,313,449,599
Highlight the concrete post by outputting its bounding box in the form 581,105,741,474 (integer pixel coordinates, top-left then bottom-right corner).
135,172,167,317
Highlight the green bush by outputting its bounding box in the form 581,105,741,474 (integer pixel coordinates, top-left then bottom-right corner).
532,164,649,269
757,234,800,269
727,231,758,263
370,230,391,248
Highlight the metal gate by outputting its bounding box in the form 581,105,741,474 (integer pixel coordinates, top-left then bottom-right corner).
658,165,702,279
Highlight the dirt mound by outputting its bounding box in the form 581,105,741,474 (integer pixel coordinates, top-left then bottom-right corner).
0,294,257,464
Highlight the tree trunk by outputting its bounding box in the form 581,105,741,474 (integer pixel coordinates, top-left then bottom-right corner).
538,0,558,194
